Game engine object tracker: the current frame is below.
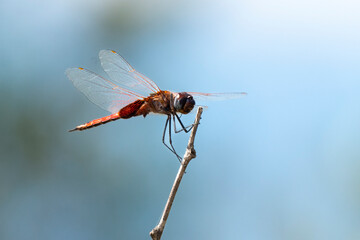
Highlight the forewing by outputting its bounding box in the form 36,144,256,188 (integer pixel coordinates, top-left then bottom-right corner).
99,50,161,96
188,92,247,103
66,67,143,113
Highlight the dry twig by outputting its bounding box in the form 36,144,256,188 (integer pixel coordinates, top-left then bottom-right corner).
149,107,203,240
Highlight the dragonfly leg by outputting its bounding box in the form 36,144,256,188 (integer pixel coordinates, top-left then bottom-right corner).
173,113,194,134
162,115,182,162
168,117,182,162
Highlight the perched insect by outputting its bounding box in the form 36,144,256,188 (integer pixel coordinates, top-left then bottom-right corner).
66,50,246,160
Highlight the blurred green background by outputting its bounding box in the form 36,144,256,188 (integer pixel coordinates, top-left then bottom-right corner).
1,0,360,239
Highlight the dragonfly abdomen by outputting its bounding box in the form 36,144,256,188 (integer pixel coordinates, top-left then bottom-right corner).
69,112,121,132
118,99,146,118
69,100,147,132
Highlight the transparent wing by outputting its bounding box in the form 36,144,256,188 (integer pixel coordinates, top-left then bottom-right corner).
99,50,161,96
66,67,144,113
188,92,247,102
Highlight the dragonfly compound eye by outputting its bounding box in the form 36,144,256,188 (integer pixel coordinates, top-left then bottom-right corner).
174,92,195,114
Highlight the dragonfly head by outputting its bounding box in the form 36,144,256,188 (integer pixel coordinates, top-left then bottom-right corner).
174,92,195,114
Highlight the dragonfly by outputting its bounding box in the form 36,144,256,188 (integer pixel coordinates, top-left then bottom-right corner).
66,50,246,160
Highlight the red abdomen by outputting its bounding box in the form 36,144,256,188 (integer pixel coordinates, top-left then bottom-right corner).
69,100,146,132
69,112,121,132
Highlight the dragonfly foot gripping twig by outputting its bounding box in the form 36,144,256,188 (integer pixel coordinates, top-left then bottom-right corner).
149,107,203,240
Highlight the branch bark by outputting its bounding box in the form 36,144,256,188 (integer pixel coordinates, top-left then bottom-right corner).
149,107,203,240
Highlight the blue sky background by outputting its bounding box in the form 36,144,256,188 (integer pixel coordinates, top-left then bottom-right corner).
1,0,359,239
